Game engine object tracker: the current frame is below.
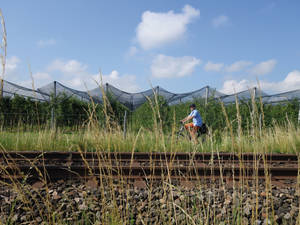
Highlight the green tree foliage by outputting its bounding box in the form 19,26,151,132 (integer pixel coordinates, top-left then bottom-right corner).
131,96,171,132
105,92,129,127
0,96,49,128
0,95,299,132
55,94,90,127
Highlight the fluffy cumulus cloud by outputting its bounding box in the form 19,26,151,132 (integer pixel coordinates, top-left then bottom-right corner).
220,79,255,94
225,60,252,73
250,59,277,75
47,59,88,75
136,5,200,50
151,54,201,78
26,72,52,89
45,59,139,92
37,39,56,47
0,56,52,88
203,59,275,74
220,70,300,94
93,70,139,92
0,56,20,75
204,61,224,72
0,56,21,81
212,15,229,28
262,70,300,92
32,72,51,80
0,57,139,92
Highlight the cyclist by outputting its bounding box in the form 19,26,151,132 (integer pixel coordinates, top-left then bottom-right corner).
180,104,203,143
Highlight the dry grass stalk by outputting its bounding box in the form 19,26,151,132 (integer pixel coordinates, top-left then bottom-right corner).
0,8,7,99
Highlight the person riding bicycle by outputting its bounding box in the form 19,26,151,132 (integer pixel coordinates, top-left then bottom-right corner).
180,104,203,143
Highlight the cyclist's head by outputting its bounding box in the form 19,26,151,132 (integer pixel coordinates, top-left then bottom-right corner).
189,104,196,110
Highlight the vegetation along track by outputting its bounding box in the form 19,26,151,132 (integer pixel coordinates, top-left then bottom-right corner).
0,152,298,184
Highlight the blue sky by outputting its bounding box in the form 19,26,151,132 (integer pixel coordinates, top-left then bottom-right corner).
1,0,300,94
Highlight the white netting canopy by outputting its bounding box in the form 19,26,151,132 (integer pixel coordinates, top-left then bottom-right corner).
0,80,50,101
1,79,300,111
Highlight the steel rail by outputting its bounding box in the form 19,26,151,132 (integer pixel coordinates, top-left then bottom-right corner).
0,151,298,160
0,152,298,182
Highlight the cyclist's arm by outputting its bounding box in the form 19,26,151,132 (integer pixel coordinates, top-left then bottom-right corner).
181,115,194,123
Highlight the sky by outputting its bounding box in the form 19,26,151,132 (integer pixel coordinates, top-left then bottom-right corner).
1,0,300,94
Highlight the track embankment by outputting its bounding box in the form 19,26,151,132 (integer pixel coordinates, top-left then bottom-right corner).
0,152,298,183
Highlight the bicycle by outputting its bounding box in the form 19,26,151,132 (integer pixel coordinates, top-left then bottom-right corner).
172,122,208,142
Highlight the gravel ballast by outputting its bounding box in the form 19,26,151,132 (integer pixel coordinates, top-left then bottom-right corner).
0,178,299,224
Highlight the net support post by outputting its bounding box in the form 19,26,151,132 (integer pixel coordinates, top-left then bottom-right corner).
259,113,262,136
205,86,209,106
105,83,108,96
123,110,127,139
0,79,3,99
51,81,57,130
298,101,300,125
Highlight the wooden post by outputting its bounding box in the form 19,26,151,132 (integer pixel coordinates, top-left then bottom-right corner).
259,113,262,136
51,81,56,129
123,110,127,139
205,86,209,106
105,83,108,93
298,102,300,125
0,79,3,99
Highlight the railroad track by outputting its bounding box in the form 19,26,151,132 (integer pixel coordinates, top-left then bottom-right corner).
0,152,298,182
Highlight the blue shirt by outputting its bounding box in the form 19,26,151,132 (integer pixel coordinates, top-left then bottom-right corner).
189,109,202,127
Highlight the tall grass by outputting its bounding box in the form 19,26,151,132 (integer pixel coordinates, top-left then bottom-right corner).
0,121,299,153
0,8,7,99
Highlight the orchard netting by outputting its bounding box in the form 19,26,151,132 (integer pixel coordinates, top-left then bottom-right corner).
1,79,300,111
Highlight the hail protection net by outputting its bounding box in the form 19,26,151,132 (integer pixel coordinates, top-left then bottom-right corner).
218,88,268,104
0,80,50,101
38,81,93,103
1,79,300,111
166,86,225,105
106,84,158,111
261,89,300,104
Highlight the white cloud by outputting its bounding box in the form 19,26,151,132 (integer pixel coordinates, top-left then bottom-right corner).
220,79,255,94
220,70,300,94
1,56,139,92
203,59,275,74
68,77,83,88
212,15,229,28
136,5,200,50
204,61,224,72
45,59,139,92
37,39,56,47
261,70,300,92
47,59,88,75
2,56,20,73
151,54,201,78
0,56,52,88
32,72,50,80
250,59,277,75
93,70,139,92
20,72,52,88
0,56,20,79
225,60,252,73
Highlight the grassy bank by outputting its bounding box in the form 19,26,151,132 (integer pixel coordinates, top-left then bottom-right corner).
0,123,299,153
